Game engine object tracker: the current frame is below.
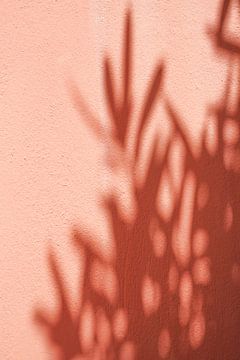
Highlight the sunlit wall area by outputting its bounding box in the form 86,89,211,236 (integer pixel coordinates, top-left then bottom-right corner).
0,1,240,359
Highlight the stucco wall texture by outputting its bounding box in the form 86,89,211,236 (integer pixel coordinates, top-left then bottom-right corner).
1,0,240,359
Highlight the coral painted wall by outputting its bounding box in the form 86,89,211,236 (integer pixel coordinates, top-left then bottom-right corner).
1,1,240,359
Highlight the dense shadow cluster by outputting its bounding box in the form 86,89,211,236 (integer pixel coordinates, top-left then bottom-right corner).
35,2,240,359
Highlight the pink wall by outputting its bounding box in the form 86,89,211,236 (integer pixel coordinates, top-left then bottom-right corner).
1,1,240,359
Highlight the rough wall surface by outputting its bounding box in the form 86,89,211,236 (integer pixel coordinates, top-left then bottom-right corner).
1,1,240,359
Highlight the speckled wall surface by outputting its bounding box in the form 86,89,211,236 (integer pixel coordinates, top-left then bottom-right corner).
1,1,240,359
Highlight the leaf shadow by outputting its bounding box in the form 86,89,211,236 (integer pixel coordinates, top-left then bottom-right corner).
34,5,240,360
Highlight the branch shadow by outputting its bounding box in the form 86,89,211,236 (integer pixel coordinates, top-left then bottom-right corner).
34,4,240,359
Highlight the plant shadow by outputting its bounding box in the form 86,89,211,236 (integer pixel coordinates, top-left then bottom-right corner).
34,4,240,359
